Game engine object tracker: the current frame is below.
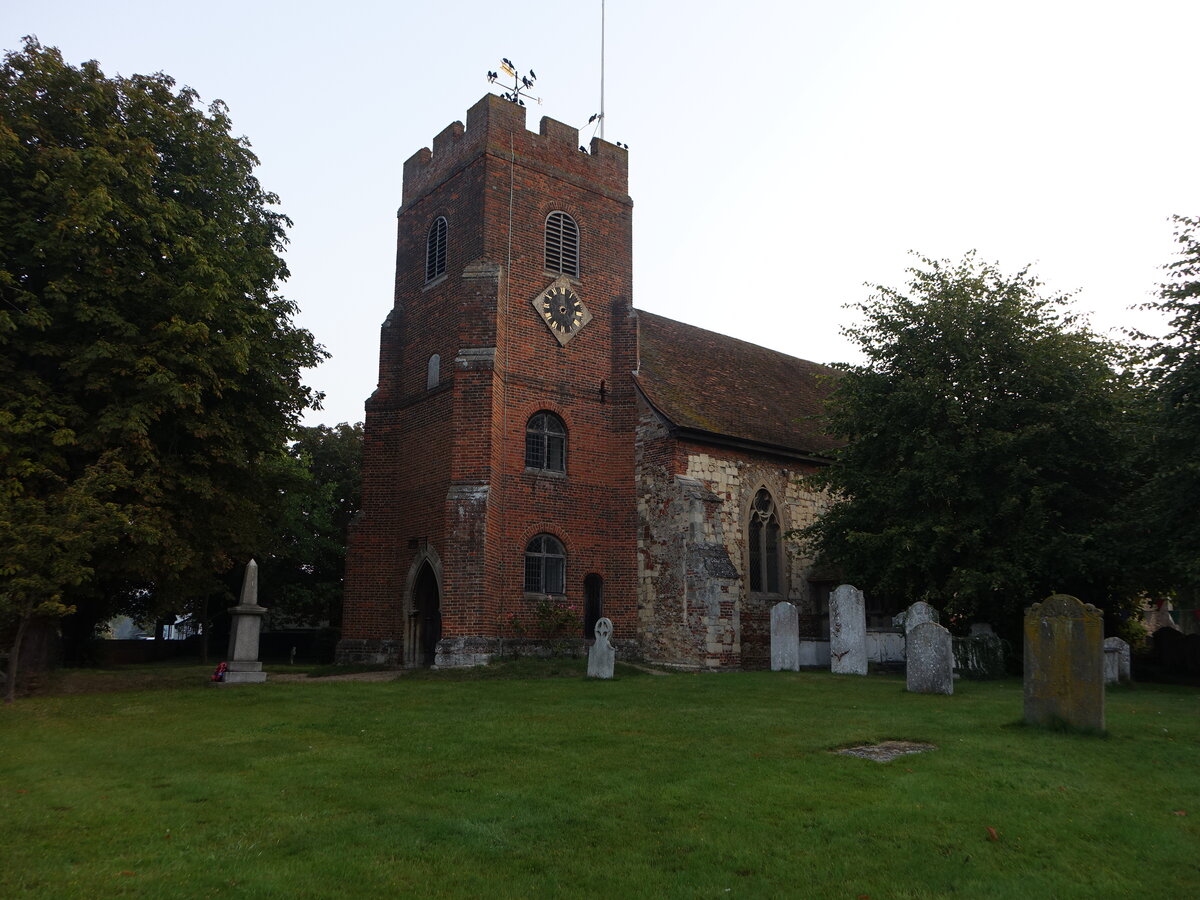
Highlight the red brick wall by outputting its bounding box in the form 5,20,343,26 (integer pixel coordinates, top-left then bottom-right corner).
343,95,638,658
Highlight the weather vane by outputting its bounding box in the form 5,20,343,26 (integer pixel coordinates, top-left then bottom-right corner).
486,59,541,107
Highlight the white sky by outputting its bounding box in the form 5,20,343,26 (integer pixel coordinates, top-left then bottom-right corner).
7,1,1199,426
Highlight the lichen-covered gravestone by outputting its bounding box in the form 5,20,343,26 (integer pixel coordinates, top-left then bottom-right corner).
770,601,800,671
1103,637,1131,684
587,617,615,679
224,559,268,684
906,621,953,694
829,584,867,675
1023,594,1104,731
893,601,939,634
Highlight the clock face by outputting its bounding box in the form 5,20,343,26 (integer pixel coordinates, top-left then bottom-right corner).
531,278,592,345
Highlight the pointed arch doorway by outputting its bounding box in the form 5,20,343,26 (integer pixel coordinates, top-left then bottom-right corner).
411,561,441,667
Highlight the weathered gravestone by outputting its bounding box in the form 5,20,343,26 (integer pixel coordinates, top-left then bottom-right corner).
906,621,954,694
1103,637,1131,684
770,601,800,671
829,584,867,675
1023,594,1104,731
893,601,939,634
587,617,615,679
223,559,268,684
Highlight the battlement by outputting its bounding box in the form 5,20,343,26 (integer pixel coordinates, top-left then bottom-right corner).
401,93,629,208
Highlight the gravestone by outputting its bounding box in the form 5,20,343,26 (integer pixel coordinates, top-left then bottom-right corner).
587,617,615,679
893,601,939,634
770,601,800,671
224,559,268,684
1103,637,1131,684
969,622,995,637
1023,594,1104,731
906,621,954,694
829,584,867,675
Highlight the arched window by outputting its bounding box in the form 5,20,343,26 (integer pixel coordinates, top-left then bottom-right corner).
425,216,447,282
525,411,566,472
544,211,579,276
426,354,440,389
748,489,782,594
524,534,566,594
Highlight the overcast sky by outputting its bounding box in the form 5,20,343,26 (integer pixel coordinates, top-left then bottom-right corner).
8,1,1199,426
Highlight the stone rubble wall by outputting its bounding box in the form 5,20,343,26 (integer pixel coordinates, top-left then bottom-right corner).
635,396,830,669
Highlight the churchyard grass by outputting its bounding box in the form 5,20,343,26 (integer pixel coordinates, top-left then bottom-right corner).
1,665,1196,898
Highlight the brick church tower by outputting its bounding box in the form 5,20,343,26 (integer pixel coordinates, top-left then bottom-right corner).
339,94,638,666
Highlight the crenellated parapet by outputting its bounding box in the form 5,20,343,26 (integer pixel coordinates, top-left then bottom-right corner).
401,93,629,209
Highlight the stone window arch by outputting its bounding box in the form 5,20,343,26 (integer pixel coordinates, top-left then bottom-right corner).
525,411,566,472
425,216,447,282
748,489,783,595
544,211,579,276
426,353,440,389
524,533,566,595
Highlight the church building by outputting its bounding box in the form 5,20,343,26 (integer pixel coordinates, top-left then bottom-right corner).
338,94,850,670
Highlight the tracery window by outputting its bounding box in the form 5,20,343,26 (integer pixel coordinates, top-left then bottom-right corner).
748,489,782,594
425,216,447,282
524,534,566,594
544,211,579,276
525,411,566,472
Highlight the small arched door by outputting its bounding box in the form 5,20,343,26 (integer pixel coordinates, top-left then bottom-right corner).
583,574,603,639
413,562,441,666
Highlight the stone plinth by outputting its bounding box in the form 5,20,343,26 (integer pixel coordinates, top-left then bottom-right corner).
906,621,954,695
770,601,800,671
1023,594,1104,731
829,584,867,675
587,618,615,679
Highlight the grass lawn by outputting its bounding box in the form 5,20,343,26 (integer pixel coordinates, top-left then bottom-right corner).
1,662,1196,898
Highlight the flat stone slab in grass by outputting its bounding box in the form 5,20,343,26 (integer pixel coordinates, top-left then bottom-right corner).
836,740,938,762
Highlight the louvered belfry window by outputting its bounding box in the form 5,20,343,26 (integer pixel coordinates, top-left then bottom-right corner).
544,211,579,276
425,216,447,282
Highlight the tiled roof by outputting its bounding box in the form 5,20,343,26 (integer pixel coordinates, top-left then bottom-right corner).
634,310,841,458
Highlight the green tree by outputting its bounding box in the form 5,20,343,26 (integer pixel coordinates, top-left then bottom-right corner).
1139,216,1200,601
802,253,1146,638
258,423,363,629
0,39,325,697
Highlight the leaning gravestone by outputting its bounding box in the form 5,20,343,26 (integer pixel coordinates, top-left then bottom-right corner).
1103,637,1131,684
770,601,800,671
587,617,615,679
893,601,939,634
1023,594,1104,731
907,621,954,695
829,584,867,675
223,559,268,684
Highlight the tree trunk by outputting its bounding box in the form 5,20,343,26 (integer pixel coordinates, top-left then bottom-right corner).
4,611,31,705
200,596,210,665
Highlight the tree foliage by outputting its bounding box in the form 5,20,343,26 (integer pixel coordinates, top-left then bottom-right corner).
258,423,363,628
802,253,1145,635
0,39,325,693
1139,215,1200,598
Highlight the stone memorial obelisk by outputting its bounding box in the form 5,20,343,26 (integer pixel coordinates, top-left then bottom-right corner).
224,559,268,684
